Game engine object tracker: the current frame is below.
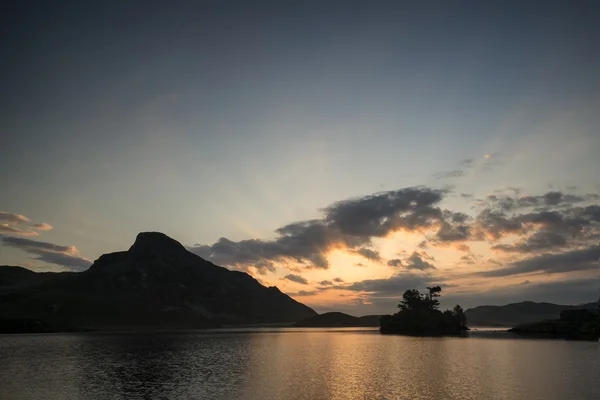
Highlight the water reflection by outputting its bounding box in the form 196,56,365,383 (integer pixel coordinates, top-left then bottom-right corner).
0,329,598,400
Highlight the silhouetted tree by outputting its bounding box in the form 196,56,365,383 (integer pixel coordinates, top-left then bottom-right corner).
452,305,467,328
381,286,468,335
426,286,442,310
398,289,424,312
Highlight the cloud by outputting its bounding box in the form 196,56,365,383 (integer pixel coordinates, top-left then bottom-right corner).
0,236,91,271
253,260,276,274
404,252,436,270
318,280,333,286
0,224,39,237
339,273,441,297
283,274,309,285
0,212,30,224
1,236,77,254
482,191,598,212
491,231,567,253
387,259,403,267
456,244,471,252
478,246,600,277
322,187,447,237
32,223,53,231
188,186,448,271
189,220,365,271
436,221,472,242
32,251,91,271
472,209,527,240
433,170,465,180
333,277,344,283
288,290,318,296
460,158,475,167
353,248,382,262
475,204,600,249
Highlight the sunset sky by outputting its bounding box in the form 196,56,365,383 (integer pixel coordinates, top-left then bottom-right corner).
1,1,599,314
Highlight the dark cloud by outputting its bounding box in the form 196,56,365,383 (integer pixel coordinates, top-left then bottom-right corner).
189,219,364,271
479,246,600,277
283,274,309,285
0,236,91,271
0,212,29,224
339,273,441,297
483,191,598,212
456,244,471,252
1,236,77,254
322,187,446,237
404,252,436,270
254,260,276,275
478,204,600,249
32,251,91,271
333,277,344,283
436,222,472,242
288,290,318,296
353,248,382,262
189,186,448,271
473,209,527,240
492,231,567,253
387,259,403,267
318,280,333,286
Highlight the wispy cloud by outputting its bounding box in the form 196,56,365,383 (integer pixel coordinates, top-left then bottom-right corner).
433,169,465,180
478,246,600,278
32,223,53,231
0,212,30,224
0,224,39,237
0,236,91,271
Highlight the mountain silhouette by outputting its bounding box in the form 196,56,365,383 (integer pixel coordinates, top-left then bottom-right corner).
0,232,317,332
294,312,381,327
466,301,598,327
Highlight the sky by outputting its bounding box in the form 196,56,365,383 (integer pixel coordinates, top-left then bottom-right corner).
1,1,599,314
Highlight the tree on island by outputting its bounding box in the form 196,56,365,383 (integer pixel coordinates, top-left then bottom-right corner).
380,287,468,335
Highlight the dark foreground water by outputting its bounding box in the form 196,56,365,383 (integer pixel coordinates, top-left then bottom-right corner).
1,328,598,400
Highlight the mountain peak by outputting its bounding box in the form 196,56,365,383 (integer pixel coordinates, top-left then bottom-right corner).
128,232,188,258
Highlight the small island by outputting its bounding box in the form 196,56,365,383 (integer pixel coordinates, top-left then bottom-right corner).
509,308,599,340
380,286,468,335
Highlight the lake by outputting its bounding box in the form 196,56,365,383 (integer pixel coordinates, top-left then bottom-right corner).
1,328,598,400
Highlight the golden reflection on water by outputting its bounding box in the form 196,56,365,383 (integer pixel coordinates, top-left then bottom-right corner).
0,329,598,400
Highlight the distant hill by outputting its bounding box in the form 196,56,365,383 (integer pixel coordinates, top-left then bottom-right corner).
466,301,598,327
0,232,317,333
294,312,381,327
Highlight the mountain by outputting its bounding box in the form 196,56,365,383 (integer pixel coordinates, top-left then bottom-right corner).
466,301,599,327
0,232,317,333
294,312,381,327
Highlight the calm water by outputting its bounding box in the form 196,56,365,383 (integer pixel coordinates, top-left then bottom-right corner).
1,328,598,400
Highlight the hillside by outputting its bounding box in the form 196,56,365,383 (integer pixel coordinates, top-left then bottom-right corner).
466,301,598,327
0,232,317,333
294,312,381,327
